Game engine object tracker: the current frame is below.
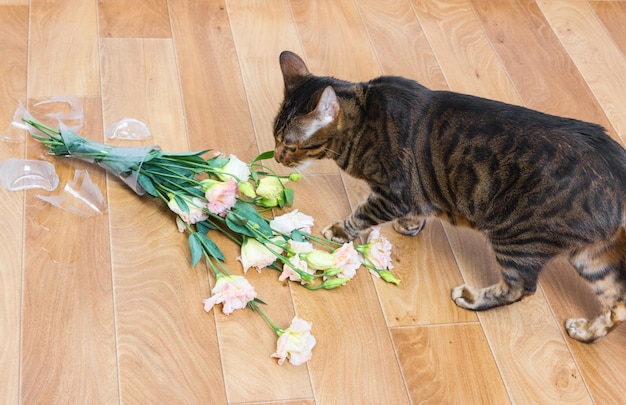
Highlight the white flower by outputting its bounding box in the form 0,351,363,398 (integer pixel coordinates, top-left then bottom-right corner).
272,317,316,366
167,194,209,225
270,210,315,235
217,154,250,182
238,237,281,273
358,227,393,270
202,275,257,315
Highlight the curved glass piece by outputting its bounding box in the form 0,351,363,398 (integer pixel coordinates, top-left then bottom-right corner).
0,158,59,191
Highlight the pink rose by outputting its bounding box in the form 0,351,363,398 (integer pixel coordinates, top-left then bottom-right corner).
202,275,257,315
272,316,316,366
202,179,238,216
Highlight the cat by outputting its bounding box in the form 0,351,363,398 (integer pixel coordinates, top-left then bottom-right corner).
272,50,626,343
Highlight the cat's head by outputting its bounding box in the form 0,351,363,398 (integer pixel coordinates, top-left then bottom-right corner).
273,51,341,167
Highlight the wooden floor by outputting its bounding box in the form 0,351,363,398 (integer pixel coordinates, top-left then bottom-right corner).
1,0,625,403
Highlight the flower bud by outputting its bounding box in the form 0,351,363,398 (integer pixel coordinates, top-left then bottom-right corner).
379,270,401,285
321,277,351,289
238,181,256,198
288,172,302,182
303,250,335,270
323,268,343,277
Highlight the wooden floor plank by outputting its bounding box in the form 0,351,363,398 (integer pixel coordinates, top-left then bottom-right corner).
21,98,119,404
472,0,615,137
590,1,626,56
356,0,474,329
391,324,510,404
537,0,626,143
29,0,99,97
443,226,592,404
101,38,227,404
286,3,411,403
540,259,626,404
0,6,28,404
169,0,258,159
411,0,521,104
98,0,171,38
356,0,448,89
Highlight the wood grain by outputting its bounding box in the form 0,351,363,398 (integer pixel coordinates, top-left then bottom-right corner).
391,323,510,404
98,0,171,38
443,225,592,404
29,0,99,97
101,37,227,403
169,0,258,159
21,98,119,404
472,0,615,135
356,0,448,88
0,6,27,404
411,0,521,104
590,1,626,56
538,0,626,142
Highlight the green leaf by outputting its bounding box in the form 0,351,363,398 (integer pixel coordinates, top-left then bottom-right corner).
196,233,225,261
231,202,274,238
195,220,213,235
207,156,229,168
174,194,190,213
283,187,295,206
291,229,305,242
186,186,205,199
252,150,274,163
137,173,159,197
225,215,255,237
189,233,203,266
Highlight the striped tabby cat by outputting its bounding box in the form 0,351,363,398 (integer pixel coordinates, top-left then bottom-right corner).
272,51,626,343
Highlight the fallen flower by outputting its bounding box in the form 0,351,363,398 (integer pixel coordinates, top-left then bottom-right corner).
272,317,317,366
358,227,394,271
238,237,280,273
270,209,315,235
201,178,239,216
202,274,257,315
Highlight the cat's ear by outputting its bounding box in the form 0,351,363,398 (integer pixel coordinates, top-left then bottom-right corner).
279,51,310,92
313,86,340,124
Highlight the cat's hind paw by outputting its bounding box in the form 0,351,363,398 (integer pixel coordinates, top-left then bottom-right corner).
565,317,604,343
451,284,480,310
322,221,351,243
393,217,425,236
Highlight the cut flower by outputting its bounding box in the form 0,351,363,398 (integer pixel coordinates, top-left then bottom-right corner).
202,274,257,315
272,316,316,366
238,237,281,273
270,209,314,235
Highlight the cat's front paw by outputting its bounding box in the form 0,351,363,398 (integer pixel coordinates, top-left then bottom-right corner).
322,221,352,243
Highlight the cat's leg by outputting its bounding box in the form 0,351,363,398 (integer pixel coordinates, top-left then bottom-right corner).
323,192,404,242
565,235,626,342
393,214,426,236
452,253,543,311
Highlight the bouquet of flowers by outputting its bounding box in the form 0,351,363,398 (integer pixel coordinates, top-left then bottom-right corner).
23,117,399,366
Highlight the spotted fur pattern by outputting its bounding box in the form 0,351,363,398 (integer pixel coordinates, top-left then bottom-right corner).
273,51,626,342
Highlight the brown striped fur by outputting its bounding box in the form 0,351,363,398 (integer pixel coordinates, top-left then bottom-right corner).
273,51,626,342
